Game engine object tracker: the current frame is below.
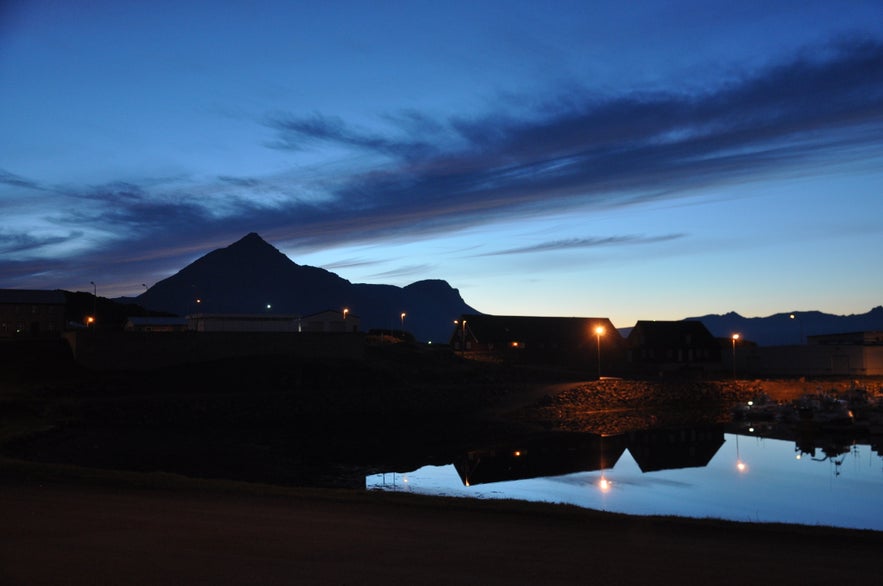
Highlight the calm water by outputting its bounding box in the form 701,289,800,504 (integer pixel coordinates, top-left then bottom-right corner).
368,430,883,531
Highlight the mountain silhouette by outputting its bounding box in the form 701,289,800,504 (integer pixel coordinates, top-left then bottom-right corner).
685,307,883,346
136,233,477,342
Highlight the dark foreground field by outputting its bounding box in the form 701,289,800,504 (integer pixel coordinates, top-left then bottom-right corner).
4,465,883,586
3,340,883,584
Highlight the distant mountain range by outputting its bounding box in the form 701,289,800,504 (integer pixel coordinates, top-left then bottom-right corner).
131,233,477,342
126,232,881,346
682,307,883,347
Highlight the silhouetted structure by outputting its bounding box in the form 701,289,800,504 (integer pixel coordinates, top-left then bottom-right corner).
125,316,188,332
626,320,721,377
0,289,66,338
626,426,725,472
453,433,626,486
450,314,624,371
301,310,360,333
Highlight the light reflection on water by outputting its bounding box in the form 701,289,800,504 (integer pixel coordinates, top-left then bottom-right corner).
367,433,883,531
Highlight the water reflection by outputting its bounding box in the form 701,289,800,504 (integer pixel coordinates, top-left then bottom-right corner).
368,425,883,531
454,433,625,487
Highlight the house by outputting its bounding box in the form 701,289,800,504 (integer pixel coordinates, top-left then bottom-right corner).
184,310,359,334
626,320,721,377
0,289,66,338
807,331,883,346
301,309,360,333
747,331,883,376
187,313,300,332
450,314,624,370
124,316,188,332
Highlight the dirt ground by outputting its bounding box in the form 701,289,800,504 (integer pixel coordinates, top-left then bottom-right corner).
3,478,883,586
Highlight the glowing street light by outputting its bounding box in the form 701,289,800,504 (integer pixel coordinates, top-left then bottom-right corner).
731,333,740,379
400,312,406,330
595,325,605,380
454,319,467,353
343,308,349,320
90,281,97,324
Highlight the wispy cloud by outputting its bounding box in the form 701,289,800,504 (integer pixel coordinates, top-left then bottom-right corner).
365,264,437,280
482,234,686,256
0,169,44,191
2,38,882,294
266,112,439,160
0,231,84,255
264,38,883,248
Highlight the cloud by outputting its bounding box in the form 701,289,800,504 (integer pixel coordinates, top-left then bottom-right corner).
482,234,686,256
0,231,84,256
261,38,883,250
217,175,262,187
0,169,43,191
266,112,439,160
365,264,437,280
3,37,882,295
321,257,388,270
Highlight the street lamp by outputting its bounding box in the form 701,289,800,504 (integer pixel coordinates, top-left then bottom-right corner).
90,281,97,326
595,325,605,380
731,333,740,379
454,319,467,353
789,313,804,344
400,312,406,331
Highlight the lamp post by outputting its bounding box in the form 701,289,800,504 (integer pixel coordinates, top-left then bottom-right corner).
595,325,605,380
454,319,467,353
400,312,406,331
731,333,740,379
789,313,803,344
90,281,97,326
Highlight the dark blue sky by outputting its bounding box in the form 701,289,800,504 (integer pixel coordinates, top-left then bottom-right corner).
2,0,882,326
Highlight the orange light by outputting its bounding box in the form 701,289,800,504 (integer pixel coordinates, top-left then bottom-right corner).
85,316,95,325
511,341,519,347
595,326,605,336
732,333,740,341
598,476,612,492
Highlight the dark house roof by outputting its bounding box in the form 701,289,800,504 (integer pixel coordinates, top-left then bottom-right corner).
452,314,624,349
627,320,718,348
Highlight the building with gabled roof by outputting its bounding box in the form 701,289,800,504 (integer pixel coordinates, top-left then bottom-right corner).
626,320,721,377
450,313,624,371
0,289,66,338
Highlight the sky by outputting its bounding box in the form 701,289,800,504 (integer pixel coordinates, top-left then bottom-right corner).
2,0,882,328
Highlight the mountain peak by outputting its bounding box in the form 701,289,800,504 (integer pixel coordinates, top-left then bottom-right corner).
138,233,478,341
230,232,274,250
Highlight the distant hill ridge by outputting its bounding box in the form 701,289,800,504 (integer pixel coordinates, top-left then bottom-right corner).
135,233,477,342
684,307,883,347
